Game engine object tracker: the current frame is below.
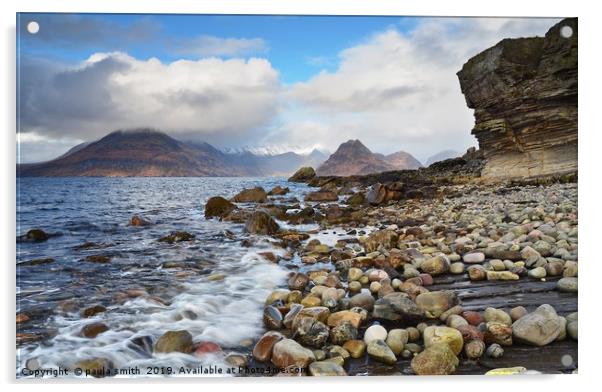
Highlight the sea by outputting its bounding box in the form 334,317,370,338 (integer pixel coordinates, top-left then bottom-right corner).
16,177,333,377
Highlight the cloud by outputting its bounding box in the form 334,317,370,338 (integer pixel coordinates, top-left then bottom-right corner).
18,52,281,155
174,36,268,57
284,17,560,162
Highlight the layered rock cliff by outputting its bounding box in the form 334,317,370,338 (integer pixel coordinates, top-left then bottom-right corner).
457,18,577,180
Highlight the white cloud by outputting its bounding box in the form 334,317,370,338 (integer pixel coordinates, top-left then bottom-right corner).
19,52,281,151
174,35,268,57
285,17,560,162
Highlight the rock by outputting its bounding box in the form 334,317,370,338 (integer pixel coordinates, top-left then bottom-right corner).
225,354,248,367
231,187,268,203
268,186,290,196
83,255,111,264
288,272,309,291
485,367,529,376
361,230,398,253
271,339,316,368
486,343,504,358
468,265,487,281
367,339,397,365
253,331,284,362
567,320,578,340
484,322,513,346
465,339,485,359
416,291,458,318
373,293,425,321
329,321,358,345
301,296,322,308
204,196,237,218
462,311,484,326
343,339,366,359
158,231,195,243
327,311,362,329
293,317,329,348
245,211,280,235
266,289,291,305
528,267,547,279
16,313,29,323
288,167,316,182
154,330,193,353
420,255,450,275
346,192,365,206
457,325,484,343
457,18,577,180
446,314,469,329
264,305,283,330
364,324,388,344
423,326,464,355
512,304,561,346
450,262,465,274
411,344,459,375
75,358,114,378
510,306,528,321
484,308,512,326
20,229,49,242
283,304,304,329
386,329,409,355
347,268,363,282
305,191,338,202
308,361,347,376
81,322,109,338
129,215,152,226
348,293,375,312
194,342,222,356
463,252,485,263
81,305,107,318
557,277,577,292
439,305,463,322
486,271,519,281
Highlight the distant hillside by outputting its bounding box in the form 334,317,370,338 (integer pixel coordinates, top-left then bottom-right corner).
316,140,421,176
17,129,326,177
426,150,461,166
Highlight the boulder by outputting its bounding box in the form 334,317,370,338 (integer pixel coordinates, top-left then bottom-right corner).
288,167,316,182
271,339,316,368
411,344,459,375
305,191,338,202
154,330,193,353
231,187,268,203
204,196,237,218
245,211,280,235
512,304,562,346
423,326,464,356
415,291,459,318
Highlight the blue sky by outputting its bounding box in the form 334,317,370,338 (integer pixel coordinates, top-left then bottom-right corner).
16,13,560,163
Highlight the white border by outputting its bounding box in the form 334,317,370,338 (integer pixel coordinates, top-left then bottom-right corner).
2,1,598,391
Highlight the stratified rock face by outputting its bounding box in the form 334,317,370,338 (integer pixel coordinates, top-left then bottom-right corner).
457,18,577,180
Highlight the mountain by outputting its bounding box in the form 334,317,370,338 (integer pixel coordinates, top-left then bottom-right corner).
317,140,391,176
17,129,327,177
426,150,461,166
383,151,423,170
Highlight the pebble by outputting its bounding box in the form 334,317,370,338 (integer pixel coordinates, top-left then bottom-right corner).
557,277,578,292
463,252,485,263
364,324,388,344
486,343,504,358
367,339,397,365
342,339,366,358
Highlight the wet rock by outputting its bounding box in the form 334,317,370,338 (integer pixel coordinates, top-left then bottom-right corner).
271,339,316,368
557,277,577,292
420,255,450,275
81,322,109,338
288,167,316,182
264,305,283,330
245,211,280,235
348,293,375,312
465,339,485,359
327,311,362,329
415,291,458,318
83,255,111,264
231,187,268,203
16,313,29,323
253,331,285,362
194,342,222,357
342,339,366,359
486,343,504,358
484,308,512,326
309,361,347,376
367,339,397,365
484,322,513,346
225,354,248,367
129,215,152,226
204,196,237,218
512,304,561,346
154,330,193,353
293,317,329,348
288,272,309,291
364,324,388,344
411,344,459,375
21,258,55,266
329,321,358,345
75,358,114,378
386,329,408,355
266,290,291,305
81,305,107,318
18,229,49,242
158,231,195,244
305,191,338,202
346,192,365,206
423,326,464,355
268,186,290,196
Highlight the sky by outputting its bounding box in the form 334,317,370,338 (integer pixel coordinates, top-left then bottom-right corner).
17,13,561,164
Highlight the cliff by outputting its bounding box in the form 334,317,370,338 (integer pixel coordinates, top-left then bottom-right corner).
457,18,577,180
